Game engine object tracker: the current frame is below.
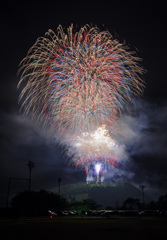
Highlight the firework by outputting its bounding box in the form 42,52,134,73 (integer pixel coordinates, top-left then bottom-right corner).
69,125,124,174
18,24,144,182
72,125,120,166
65,124,125,183
18,24,144,139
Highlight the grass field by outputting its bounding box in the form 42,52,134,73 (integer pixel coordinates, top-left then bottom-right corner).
1,216,167,240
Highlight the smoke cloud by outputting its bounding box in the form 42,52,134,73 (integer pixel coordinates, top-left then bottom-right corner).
118,100,167,198
1,99,167,205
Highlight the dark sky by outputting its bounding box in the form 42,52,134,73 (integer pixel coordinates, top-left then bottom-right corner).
1,1,167,207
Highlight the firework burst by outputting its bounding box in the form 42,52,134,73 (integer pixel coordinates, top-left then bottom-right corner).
71,125,122,168
18,24,144,139
18,24,145,181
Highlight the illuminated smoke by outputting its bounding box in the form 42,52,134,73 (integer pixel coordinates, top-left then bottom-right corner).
18,24,144,180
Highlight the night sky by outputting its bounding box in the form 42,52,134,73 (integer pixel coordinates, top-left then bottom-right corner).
1,1,167,207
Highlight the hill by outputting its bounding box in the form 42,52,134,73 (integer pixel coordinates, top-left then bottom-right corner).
51,182,151,208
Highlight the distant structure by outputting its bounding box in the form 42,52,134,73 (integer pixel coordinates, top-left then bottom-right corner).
140,185,145,205
28,160,35,191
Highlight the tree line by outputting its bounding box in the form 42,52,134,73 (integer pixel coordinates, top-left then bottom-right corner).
5,190,167,217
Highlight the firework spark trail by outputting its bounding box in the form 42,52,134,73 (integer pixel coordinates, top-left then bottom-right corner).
70,125,122,168
18,24,144,138
18,24,144,170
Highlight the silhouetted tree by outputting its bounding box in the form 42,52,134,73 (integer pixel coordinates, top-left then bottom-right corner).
146,201,157,210
157,194,167,210
81,198,102,210
70,198,101,212
11,190,69,217
122,198,140,210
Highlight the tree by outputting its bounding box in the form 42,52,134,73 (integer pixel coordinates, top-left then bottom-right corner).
81,199,102,210
122,198,140,210
11,190,69,217
157,194,167,210
69,198,101,213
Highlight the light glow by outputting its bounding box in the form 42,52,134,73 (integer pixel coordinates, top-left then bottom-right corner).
95,163,101,174
18,24,144,182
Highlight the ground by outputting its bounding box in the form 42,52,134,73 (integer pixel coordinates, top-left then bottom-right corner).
1,216,167,240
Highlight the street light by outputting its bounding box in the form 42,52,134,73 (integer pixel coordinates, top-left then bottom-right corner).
58,177,62,196
28,161,35,191
140,185,145,207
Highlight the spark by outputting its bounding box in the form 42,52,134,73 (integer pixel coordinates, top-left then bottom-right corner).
70,125,123,168
18,24,144,140
95,163,101,174
18,24,144,175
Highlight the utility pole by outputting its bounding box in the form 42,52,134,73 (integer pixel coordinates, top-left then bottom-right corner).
58,177,62,196
140,185,145,207
6,178,12,209
28,161,35,191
